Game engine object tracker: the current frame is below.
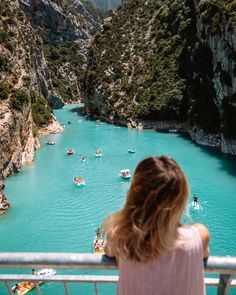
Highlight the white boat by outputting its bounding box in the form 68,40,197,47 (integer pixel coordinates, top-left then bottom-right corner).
12,269,56,295
128,149,135,153
46,140,55,145
120,169,131,179
37,268,56,276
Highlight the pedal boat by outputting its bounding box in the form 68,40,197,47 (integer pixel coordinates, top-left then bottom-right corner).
120,169,132,179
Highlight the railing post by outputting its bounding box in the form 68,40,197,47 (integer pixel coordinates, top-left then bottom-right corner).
4,281,13,295
217,274,233,295
64,282,70,295
94,282,99,295
35,282,41,295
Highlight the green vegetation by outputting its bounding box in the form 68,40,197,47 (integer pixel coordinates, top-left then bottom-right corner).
10,90,30,112
31,91,52,127
44,42,85,101
84,0,236,139
32,127,39,137
0,0,16,18
0,54,12,73
199,0,236,27
84,0,197,121
0,82,11,100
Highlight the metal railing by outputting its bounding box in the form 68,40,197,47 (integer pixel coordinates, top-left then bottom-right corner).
0,253,235,295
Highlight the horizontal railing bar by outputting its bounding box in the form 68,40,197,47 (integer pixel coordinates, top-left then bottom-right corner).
0,274,119,283
204,278,219,286
205,256,236,274
0,253,117,269
204,278,236,288
2,275,236,287
0,253,235,274
231,279,236,288
0,275,236,288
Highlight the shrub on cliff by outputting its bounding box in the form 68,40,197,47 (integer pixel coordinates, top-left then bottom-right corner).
10,90,30,112
0,83,11,100
31,91,52,127
0,54,12,73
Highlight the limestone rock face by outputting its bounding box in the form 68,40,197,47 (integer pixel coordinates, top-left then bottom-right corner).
0,102,35,179
193,0,236,155
19,0,103,102
19,0,100,43
0,101,35,215
189,128,221,149
38,114,64,136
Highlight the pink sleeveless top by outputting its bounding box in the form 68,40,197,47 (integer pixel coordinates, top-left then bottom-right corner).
117,226,205,295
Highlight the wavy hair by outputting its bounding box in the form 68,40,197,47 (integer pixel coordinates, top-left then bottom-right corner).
102,156,189,262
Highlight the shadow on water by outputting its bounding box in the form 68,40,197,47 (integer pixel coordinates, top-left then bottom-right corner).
177,133,236,177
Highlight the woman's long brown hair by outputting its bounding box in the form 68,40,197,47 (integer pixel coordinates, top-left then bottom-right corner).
102,156,189,262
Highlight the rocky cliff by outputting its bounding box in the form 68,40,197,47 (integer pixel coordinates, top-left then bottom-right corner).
20,0,103,102
83,0,236,155
0,0,53,213
191,0,236,154
0,0,102,214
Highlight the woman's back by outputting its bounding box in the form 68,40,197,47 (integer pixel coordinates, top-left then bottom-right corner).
117,226,205,295
103,157,209,295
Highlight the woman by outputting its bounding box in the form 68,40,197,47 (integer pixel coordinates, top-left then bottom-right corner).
102,156,210,295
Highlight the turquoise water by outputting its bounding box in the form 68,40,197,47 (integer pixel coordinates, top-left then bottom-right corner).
1,104,236,294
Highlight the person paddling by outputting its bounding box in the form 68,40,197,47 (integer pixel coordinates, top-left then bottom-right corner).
193,194,198,206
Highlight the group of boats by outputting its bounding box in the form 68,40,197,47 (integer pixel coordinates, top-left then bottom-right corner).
46,137,135,185
66,149,103,157
11,229,106,294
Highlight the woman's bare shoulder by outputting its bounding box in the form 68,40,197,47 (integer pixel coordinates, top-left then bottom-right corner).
192,223,210,258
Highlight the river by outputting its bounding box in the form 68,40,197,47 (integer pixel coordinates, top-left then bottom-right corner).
1,104,236,294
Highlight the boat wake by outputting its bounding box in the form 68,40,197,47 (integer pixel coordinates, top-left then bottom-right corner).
190,201,203,212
